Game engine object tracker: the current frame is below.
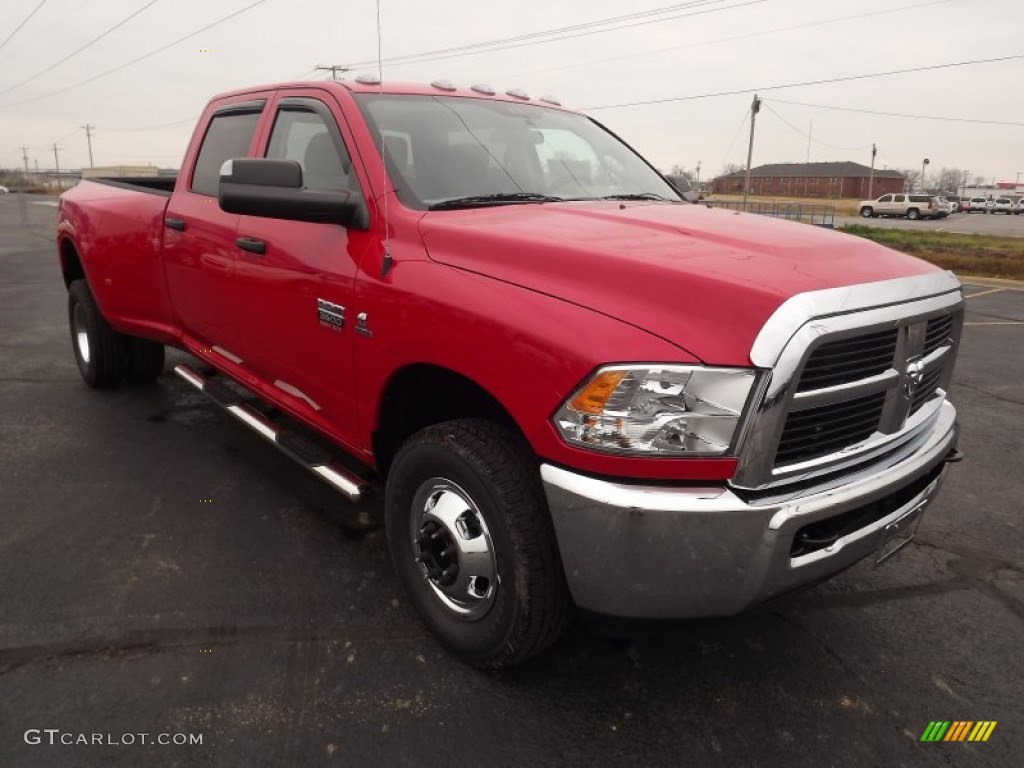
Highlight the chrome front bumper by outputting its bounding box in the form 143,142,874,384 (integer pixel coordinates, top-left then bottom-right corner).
541,401,958,620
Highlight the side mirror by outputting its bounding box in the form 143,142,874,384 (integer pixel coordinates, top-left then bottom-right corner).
218,158,363,227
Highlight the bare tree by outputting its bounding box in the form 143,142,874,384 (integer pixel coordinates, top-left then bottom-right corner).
972,175,986,188
670,164,693,178
898,168,921,193
935,167,967,194
720,162,743,177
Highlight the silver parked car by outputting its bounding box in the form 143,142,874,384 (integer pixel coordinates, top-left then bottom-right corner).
988,197,1013,214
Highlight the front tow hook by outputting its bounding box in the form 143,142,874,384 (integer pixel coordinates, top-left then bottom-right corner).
944,449,965,464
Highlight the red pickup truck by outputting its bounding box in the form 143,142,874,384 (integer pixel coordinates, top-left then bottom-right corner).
57,78,964,668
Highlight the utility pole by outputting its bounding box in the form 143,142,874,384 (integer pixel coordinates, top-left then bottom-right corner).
695,160,701,186
315,65,349,81
867,143,877,199
742,94,761,210
19,145,30,176
52,144,61,191
920,157,929,193
81,124,95,168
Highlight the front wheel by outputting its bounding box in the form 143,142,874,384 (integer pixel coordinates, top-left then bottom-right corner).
907,208,920,220
859,206,873,218
385,419,571,668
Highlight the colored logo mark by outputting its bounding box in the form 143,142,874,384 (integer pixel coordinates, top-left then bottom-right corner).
920,721,997,742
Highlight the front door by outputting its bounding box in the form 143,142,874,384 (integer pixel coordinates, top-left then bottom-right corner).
232,92,373,447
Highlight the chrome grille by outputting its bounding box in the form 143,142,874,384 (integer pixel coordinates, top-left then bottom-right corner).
797,329,897,392
776,392,887,465
731,272,965,492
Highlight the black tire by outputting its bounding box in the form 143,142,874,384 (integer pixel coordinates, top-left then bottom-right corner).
907,208,920,220
385,419,571,669
859,206,873,218
68,280,125,389
124,337,165,382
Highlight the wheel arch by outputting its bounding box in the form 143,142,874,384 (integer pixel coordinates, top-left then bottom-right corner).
59,236,86,289
372,363,526,475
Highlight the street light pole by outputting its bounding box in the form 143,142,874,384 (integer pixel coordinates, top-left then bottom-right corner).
920,158,929,193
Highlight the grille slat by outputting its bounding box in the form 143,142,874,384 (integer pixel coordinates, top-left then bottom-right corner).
775,392,886,465
797,329,897,393
923,315,953,356
910,368,943,414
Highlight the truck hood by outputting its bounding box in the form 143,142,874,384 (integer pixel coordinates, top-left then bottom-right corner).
417,201,939,366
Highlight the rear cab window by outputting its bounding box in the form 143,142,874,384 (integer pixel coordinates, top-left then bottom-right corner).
190,100,265,196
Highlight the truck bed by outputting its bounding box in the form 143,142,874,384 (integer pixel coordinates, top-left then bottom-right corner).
87,175,177,197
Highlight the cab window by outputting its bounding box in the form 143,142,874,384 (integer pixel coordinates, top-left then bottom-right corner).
266,107,355,193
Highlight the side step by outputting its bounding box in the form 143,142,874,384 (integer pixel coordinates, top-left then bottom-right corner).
174,364,370,502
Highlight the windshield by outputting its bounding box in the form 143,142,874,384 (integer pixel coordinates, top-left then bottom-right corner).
354,94,681,210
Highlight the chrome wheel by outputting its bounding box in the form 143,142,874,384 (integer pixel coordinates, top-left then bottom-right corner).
73,302,90,364
410,478,498,621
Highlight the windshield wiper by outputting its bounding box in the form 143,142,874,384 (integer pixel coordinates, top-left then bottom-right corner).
599,193,676,202
428,193,564,210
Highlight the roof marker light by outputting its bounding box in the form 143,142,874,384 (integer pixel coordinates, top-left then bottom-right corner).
355,73,381,85
539,95,561,106
470,83,496,95
431,79,457,91
505,88,530,100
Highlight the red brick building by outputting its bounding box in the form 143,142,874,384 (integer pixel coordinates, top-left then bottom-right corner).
713,162,905,199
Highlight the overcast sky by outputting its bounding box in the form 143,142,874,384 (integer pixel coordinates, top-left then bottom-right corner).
1,0,1021,185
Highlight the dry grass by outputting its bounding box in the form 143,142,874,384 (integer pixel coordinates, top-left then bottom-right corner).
839,225,1024,280
707,194,862,217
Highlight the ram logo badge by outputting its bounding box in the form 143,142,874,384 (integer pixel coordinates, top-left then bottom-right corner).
317,299,345,331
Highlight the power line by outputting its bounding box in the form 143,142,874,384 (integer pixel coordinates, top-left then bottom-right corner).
763,102,871,152
583,53,1024,110
768,97,1024,128
344,0,763,69
0,0,160,96
492,0,948,83
1,0,269,108
0,0,48,53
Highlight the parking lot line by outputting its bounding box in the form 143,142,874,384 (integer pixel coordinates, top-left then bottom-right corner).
963,321,1024,326
963,287,1005,299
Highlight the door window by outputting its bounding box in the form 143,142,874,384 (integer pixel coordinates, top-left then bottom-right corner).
266,108,355,193
190,110,262,196
877,194,893,203
894,195,906,203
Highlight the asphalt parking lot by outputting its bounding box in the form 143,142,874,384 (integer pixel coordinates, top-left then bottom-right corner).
2,194,1022,767
836,210,1024,237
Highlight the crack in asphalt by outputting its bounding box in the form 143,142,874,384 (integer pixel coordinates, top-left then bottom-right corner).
953,379,1024,407
0,624,424,675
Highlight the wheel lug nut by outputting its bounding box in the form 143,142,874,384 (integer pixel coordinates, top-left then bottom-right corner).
440,546,454,559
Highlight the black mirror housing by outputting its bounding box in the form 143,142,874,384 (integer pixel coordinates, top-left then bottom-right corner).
218,158,364,227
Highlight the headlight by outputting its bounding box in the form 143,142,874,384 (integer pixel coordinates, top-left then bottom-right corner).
553,365,757,456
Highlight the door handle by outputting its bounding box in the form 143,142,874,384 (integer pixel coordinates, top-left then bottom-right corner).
164,217,186,231
236,237,266,255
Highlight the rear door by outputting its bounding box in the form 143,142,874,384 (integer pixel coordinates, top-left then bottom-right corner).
164,97,268,354
232,90,373,445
